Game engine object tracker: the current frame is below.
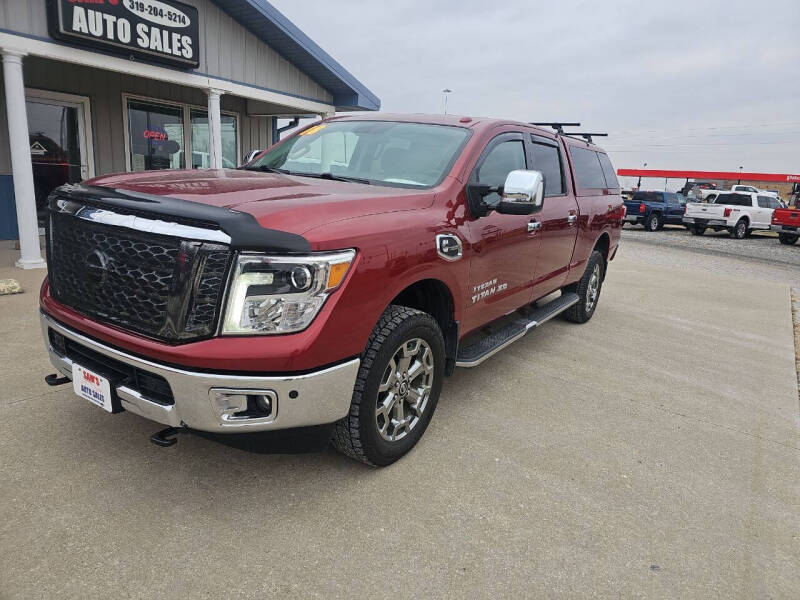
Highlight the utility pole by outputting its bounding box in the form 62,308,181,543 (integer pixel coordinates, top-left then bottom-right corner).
637,162,647,189
442,89,452,114
738,166,743,184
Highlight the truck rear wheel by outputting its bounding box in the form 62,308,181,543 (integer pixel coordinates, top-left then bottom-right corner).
331,306,445,466
730,219,748,239
562,250,605,324
646,213,662,231
778,232,798,245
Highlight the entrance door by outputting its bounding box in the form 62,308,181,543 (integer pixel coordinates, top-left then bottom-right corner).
25,91,94,226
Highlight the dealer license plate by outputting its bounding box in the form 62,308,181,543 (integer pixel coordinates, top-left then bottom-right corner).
72,363,113,413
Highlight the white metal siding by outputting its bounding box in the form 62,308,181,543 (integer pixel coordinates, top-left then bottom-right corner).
0,57,274,177
0,0,333,104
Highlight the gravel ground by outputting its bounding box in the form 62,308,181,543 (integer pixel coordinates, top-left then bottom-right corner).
620,225,800,287
622,223,799,268
619,226,800,401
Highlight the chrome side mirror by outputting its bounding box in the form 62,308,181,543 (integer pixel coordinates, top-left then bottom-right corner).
496,170,545,215
242,149,263,165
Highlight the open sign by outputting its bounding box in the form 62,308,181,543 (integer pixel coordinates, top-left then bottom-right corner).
144,129,167,142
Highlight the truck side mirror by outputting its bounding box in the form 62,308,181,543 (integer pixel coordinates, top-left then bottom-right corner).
496,170,545,215
466,183,496,217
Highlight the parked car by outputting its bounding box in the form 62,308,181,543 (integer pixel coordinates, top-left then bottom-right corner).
683,192,779,238
771,206,800,245
40,114,624,466
624,191,687,231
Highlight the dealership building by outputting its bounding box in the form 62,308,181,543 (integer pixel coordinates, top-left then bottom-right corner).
0,0,379,268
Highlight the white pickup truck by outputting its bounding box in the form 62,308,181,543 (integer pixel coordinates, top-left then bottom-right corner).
683,192,781,238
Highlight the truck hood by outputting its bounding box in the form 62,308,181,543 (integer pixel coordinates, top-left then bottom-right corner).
85,168,435,235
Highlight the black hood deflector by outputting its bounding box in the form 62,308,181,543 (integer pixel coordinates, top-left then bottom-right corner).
49,184,311,253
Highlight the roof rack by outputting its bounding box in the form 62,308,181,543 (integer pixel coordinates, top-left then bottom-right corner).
565,132,608,143
530,122,580,134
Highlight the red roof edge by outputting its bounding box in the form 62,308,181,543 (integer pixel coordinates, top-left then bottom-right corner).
616,169,800,183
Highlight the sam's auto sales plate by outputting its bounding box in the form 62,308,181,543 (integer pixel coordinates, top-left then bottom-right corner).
72,363,114,413
47,0,200,68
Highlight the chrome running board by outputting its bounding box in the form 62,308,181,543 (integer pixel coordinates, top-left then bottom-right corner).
455,292,579,368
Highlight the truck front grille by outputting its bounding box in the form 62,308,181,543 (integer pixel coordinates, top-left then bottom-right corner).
47,209,232,342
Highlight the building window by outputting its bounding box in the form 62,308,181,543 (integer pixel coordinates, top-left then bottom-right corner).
189,109,238,169
126,97,238,171
127,100,185,171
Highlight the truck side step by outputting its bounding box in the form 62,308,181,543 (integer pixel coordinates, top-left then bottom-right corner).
455,292,579,368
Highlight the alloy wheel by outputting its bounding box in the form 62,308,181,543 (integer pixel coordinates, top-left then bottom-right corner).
375,338,435,442
586,263,601,314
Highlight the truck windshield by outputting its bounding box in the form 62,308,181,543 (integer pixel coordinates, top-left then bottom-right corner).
246,121,471,188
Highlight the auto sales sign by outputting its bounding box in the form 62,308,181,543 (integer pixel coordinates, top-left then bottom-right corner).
47,0,200,69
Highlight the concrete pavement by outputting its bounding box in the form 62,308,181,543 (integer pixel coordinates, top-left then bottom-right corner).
0,243,798,599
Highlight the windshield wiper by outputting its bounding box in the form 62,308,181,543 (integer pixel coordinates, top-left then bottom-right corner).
306,172,371,185
241,165,289,174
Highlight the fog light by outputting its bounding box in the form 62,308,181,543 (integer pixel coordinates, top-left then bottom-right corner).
210,389,277,423
252,393,272,415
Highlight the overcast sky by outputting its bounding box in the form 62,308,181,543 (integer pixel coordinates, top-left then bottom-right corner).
270,0,800,189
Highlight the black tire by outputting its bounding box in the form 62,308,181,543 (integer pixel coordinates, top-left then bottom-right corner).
778,232,798,245
730,219,748,239
562,250,605,324
690,224,706,235
331,306,445,466
646,212,662,232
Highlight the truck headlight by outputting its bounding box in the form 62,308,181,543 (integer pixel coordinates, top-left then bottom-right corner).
222,250,356,335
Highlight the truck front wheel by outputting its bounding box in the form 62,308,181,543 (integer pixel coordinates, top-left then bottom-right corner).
331,306,445,466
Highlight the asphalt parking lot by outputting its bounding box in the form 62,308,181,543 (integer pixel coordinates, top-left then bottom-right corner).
1,234,798,599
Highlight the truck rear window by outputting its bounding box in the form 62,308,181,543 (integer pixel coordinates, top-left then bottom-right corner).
631,192,664,203
714,193,749,206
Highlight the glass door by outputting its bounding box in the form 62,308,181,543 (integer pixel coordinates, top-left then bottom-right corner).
25,92,93,226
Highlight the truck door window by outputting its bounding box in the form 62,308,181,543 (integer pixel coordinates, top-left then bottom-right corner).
473,140,527,205
530,139,565,196
569,146,607,190
757,196,771,208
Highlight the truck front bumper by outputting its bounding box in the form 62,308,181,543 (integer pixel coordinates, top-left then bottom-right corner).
41,311,360,433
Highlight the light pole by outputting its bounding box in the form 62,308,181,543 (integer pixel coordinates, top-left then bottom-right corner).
442,89,452,114
738,166,743,184
637,162,647,189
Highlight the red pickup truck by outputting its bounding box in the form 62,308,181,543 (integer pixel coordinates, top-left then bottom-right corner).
40,114,623,465
771,207,799,245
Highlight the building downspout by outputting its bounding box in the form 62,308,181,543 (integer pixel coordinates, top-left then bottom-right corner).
272,117,300,145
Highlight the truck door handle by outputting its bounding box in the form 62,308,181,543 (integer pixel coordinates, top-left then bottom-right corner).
527,220,541,233
567,214,578,226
